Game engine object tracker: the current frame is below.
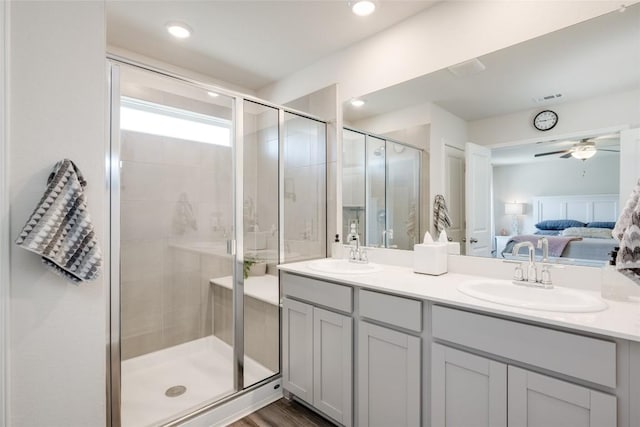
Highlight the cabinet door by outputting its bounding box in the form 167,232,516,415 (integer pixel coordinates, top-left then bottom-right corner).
313,307,353,427
508,366,617,427
431,343,507,427
358,321,420,427
282,297,313,404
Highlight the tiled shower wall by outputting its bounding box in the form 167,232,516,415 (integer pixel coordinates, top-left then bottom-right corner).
120,129,233,359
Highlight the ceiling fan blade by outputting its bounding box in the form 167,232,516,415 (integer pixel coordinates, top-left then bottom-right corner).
599,149,620,153
535,150,570,157
560,152,573,159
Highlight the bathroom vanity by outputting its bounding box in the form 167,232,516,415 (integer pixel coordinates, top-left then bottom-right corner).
278,258,640,427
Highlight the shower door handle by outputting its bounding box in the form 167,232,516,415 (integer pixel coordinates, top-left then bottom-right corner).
226,239,236,255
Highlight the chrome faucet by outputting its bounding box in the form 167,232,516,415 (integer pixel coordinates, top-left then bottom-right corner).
510,239,555,289
347,221,368,263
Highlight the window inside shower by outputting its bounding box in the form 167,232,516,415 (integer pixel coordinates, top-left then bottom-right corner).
111,64,327,426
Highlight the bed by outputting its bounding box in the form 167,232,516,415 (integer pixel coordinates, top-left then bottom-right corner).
501,194,619,265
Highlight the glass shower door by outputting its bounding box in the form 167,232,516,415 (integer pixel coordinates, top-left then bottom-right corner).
365,135,387,247
115,64,239,427
385,141,421,249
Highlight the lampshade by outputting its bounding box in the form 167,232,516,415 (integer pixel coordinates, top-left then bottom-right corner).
505,202,524,215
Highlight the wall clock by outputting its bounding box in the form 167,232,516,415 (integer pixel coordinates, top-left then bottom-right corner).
533,110,558,131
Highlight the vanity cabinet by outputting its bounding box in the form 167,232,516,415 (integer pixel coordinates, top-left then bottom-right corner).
357,290,422,427
508,366,616,427
431,343,507,427
432,344,616,427
358,321,421,427
281,273,353,426
432,306,617,427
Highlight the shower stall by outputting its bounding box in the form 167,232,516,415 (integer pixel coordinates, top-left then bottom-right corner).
109,62,327,426
342,128,422,250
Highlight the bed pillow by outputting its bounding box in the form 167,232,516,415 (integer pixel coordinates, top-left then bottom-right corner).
535,219,586,230
534,230,561,236
561,227,614,239
586,221,616,229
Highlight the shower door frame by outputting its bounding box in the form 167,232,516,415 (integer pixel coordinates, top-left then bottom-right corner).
107,57,328,427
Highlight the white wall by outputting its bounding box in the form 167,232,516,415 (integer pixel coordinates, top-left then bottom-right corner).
469,89,640,146
8,2,106,426
493,155,620,234
351,102,432,150
259,1,623,104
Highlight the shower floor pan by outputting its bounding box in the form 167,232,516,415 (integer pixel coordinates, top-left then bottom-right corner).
121,335,275,427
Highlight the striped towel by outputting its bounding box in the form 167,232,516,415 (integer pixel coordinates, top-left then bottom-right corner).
433,194,451,234
15,159,102,283
613,179,640,284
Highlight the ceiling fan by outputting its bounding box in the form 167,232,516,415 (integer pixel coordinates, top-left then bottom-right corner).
534,137,620,160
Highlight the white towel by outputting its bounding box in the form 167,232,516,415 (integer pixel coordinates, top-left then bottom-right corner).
613,178,640,284
15,159,102,283
433,194,451,234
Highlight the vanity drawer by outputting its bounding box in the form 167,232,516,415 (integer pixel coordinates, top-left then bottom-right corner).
360,290,422,332
281,272,353,313
432,305,616,388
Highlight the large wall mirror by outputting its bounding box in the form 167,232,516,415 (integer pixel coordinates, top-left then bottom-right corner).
342,4,640,266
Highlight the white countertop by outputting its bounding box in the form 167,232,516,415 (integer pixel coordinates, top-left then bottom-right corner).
278,260,640,343
210,274,279,306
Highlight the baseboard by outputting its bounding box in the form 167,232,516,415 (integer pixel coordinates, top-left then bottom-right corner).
182,378,283,427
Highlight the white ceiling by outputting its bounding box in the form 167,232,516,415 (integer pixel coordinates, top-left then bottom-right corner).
344,3,640,123
107,0,438,91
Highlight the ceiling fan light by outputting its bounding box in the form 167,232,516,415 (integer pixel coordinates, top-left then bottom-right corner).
571,146,597,160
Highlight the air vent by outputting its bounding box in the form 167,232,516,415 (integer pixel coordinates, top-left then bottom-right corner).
447,58,486,78
533,93,563,103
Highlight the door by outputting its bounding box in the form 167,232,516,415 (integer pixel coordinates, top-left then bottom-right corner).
114,64,240,427
445,145,465,253
465,142,492,257
508,366,616,427
282,298,313,404
431,343,507,427
358,321,420,427
313,307,353,426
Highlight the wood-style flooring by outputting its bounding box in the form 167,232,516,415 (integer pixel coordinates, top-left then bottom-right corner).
228,398,336,427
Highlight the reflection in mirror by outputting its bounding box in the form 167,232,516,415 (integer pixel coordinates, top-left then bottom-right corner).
342,128,421,250
342,4,639,265
342,129,366,244
385,141,421,249
366,135,386,247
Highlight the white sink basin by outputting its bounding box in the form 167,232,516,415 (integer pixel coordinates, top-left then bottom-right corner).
457,279,608,313
307,259,382,275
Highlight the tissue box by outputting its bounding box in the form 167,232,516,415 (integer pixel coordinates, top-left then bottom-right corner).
413,243,447,275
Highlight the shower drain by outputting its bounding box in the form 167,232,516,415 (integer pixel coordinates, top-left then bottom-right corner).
165,385,187,397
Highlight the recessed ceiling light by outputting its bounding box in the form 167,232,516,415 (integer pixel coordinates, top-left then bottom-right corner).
350,99,365,107
207,91,219,98
166,22,192,39
351,1,376,16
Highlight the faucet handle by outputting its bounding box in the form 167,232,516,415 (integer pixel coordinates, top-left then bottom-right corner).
540,264,552,286
360,248,368,263
513,263,524,281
